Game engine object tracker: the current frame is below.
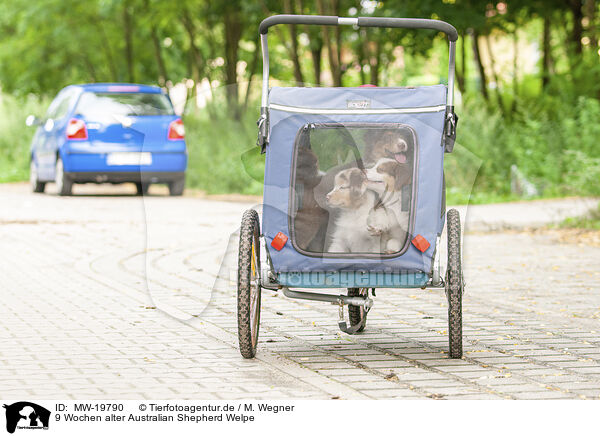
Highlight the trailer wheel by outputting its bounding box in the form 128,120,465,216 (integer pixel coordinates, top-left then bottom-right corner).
237,209,261,358
446,208,463,358
347,288,368,333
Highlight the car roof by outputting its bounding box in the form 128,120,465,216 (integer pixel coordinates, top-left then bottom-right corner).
64,83,165,94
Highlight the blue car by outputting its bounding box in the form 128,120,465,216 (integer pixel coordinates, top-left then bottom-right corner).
27,83,187,196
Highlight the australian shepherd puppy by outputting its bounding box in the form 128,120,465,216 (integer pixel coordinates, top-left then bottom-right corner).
365,158,413,254
325,167,380,253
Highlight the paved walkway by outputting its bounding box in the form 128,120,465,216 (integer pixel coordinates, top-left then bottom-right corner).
0,183,599,399
457,197,599,231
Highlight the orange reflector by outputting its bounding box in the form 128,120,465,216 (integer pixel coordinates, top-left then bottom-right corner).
412,234,430,252
271,232,288,251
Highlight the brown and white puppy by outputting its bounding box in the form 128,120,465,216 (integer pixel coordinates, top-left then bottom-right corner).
365,158,413,254
363,130,409,166
325,167,380,253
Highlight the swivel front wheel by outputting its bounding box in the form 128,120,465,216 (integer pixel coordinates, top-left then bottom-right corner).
347,288,369,333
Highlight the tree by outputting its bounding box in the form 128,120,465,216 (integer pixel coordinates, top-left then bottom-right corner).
316,0,342,86
123,0,135,83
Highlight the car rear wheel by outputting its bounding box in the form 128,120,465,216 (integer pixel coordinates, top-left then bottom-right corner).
30,160,45,193
135,182,149,196
55,157,72,196
168,177,185,196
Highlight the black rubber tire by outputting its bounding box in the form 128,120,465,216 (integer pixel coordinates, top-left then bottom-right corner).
135,182,149,196
347,288,368,333
168,177,185,196
446,208,463,358
55,157,72,196
30,160,45,193
237,209,261,359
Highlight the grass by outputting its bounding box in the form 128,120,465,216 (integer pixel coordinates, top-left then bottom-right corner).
560,204,600,230
443,92,600,204
183,110,264,196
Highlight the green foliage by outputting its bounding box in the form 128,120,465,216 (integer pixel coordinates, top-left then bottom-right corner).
0,94,49,182
183,109,264,195
455,92,600,202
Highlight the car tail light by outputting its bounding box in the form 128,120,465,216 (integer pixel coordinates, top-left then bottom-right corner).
168,119,185,140
66,118,88,140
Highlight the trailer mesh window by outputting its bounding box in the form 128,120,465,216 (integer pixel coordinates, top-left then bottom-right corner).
289,123,418,257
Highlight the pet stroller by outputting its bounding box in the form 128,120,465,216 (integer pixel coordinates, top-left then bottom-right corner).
237,15,463,359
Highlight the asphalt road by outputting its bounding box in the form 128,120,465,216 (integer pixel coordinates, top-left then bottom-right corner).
1,182,599,399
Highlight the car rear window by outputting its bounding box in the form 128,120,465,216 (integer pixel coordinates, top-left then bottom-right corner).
75,92,174,121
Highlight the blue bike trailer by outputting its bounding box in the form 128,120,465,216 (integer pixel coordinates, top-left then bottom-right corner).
263,85,448,288
236,15,464,359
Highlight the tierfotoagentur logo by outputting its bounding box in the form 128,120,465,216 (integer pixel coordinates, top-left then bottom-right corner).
3,402,50,434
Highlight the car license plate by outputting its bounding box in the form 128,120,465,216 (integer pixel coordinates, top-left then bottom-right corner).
106,152,152,166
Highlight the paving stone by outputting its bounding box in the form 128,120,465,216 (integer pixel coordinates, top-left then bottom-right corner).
512,391,577,400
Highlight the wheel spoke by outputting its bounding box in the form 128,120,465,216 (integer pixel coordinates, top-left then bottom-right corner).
251,243,257,277
250,284,258,317
250,288,260,345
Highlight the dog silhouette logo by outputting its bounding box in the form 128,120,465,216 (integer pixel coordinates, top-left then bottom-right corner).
3,402,50,434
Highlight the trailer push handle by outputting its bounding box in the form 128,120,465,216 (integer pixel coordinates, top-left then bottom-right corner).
257,15,458,152
259,15,458,41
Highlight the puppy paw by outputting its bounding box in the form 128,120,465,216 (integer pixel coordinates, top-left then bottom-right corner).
386,239,401,253
367,225,382,236
367,208,389,235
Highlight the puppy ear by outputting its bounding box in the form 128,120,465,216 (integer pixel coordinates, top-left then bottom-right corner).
349,169,366,195
363,129,383,158
364,129,382,142
395,163,412,190
349,168,365,187
377,160,395,175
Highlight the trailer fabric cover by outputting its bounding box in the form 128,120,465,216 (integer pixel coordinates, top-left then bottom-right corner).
262,85,447,278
